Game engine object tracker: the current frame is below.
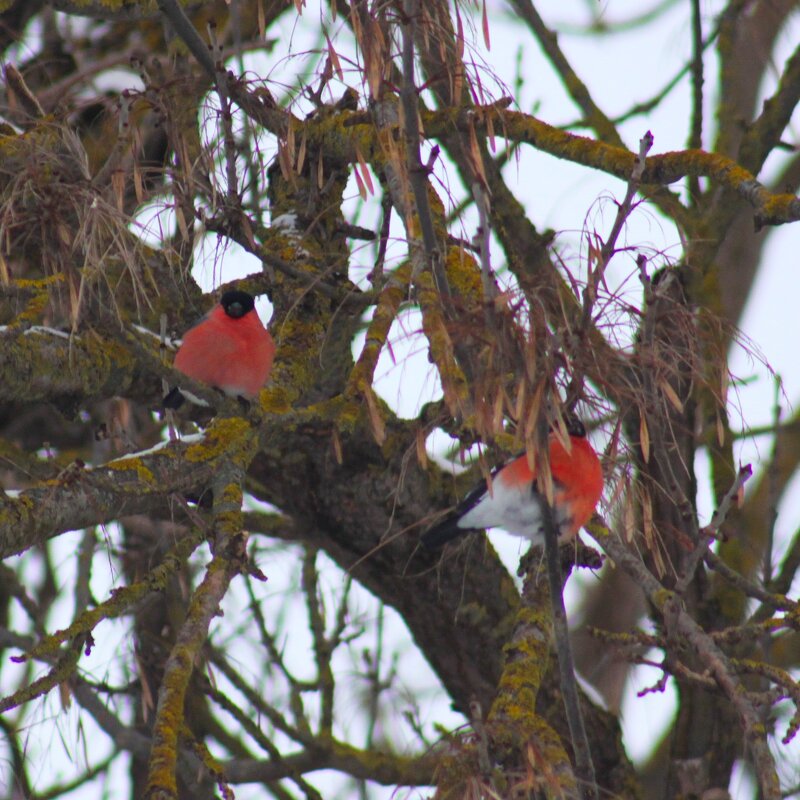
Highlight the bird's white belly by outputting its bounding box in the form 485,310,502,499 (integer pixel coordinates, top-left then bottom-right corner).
457,480,570,542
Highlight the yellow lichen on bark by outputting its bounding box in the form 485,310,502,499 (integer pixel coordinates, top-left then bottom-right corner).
415,269,470,417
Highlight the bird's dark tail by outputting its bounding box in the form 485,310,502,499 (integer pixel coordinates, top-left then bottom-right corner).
421,516,473,549
162,386,185,410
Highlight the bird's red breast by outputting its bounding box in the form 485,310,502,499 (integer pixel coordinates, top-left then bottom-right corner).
546,432,604,537
173,292,275,399
422,429,603,548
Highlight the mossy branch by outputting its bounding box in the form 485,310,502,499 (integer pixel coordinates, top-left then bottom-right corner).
0,415,259,559
23,529,205,661
595,524,782,800
145,456,252,799
0,636,85,713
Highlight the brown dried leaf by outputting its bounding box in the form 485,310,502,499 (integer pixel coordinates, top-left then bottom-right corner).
366,55,381,97
719,367,729,404
355,146,374,194
473,60,486,105
652,545,666,577
415,427,428,469
58,681,72,710
524,382,544,441
468,119,487,188
175,204,190,241
112,169,124,211
492,389,504,434
332,428,343,465
257,0,265,38
440,376,459,416
240,213,257,250
0,253,9,285
363,384,386,445
353,163,367,201
551,411,570,452
277,139,292,181
297,129,307,176
514,381,526,426
623,488,636,542
364,18,385,97
326,33,344,81
641,486,653,547
206,662,218,692
608,417,622,465
420,3,431,51
524,336,537,382
452,64,463,105
349,0,362,46
136,652,155,721
455,4,465,60
540,452,554,506
639,414,650,463
68,275,80,329
606,471,626,509
286,121,296,168
133,163,144,204
58,223,72,247
660,379,684,413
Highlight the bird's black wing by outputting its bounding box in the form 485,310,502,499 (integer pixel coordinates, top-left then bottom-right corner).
421,464,504,549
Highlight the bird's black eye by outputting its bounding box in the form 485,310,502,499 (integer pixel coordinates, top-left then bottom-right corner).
221,290,255,319
565,418,586,437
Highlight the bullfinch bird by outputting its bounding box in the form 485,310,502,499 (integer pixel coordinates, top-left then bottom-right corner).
422,421,603,548
164,290,275,408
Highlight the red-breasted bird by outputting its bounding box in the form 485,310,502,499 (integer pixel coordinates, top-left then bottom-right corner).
422,421,603,548
164,290,275,408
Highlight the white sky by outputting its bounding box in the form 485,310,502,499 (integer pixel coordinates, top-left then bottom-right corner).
4,1,800,798
196,1,800,794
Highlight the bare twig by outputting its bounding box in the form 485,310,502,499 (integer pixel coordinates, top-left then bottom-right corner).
4,63,45,121
675,463,753,595
370,190,393,285
145,455,251,797
400,0,450,298
207,21,240,207
687,0,704,202
301,547,336,735
470,699,493,775
664,594,781,800
92,91,135,191
506,0,622,145
472,181,496,303
580,131,652,336
705,549,798,613
703,463,753,539
155,0,216,78
541,505,598,800
767,525,800,600
597,525,781,800
764,375,783,587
